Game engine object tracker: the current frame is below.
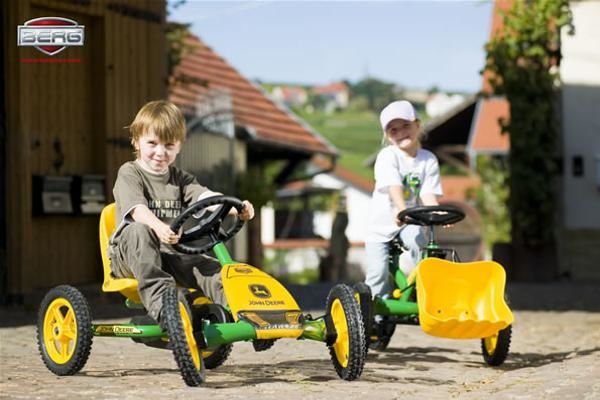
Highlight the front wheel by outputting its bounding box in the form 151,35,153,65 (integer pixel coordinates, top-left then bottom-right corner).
37,285,93,375
163,288,205,386
481,324,512,366
352,282,372,357
326,284,366,381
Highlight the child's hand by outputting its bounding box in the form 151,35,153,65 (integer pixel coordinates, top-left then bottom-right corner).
153,222,180,244
238,200,255,221
395,215,405,227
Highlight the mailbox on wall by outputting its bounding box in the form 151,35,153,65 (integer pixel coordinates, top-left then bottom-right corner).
32,175,75,215
32,175,106,215
80,175,106,214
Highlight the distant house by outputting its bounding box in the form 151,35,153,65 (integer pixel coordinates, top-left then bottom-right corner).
261,161,373,276
168,35,338,264
271,85,308,108
262,155,483,277
402,89,430,105
426,93,467,118
422,0,600,281
313,82,350,111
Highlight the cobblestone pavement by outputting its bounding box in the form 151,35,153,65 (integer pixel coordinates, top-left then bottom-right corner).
1,310,599,400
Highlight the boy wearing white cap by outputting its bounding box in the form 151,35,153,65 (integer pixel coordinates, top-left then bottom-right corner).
365,100,443,305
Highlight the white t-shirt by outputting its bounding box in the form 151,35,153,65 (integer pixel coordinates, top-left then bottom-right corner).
366,146,443,242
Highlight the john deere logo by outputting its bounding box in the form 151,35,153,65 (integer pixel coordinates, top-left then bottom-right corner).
234,267,252,274
249,284,271,299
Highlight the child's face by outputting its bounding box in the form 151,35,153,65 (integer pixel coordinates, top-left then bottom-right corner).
385,119,420,152
135,130,181,173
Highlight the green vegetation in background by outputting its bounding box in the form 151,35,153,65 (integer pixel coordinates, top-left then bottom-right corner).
262,249,320,284
472,155,511,253
484,0,573,248
295,109,381,180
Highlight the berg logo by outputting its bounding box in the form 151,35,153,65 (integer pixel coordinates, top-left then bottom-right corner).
249,284,271,299
17,17,85,56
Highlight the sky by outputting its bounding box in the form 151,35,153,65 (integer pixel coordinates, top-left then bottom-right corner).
168,1,494,93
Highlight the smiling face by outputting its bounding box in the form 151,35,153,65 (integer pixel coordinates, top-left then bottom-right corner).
385,119,420,155
135,130,181,173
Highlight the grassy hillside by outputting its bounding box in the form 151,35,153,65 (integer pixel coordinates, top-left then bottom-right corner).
295,109,382,181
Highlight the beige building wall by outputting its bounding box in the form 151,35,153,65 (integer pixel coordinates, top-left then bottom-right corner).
559,1,600,279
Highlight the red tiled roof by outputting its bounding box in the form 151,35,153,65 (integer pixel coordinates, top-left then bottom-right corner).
470,98,510,153
471,0,512,154
440,175,480,202
313,82,349,95
168,35,336,156
481,0,512,94
333,165,374,193
311,156,375,193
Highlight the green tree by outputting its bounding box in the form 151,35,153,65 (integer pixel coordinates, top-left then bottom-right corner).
474,155,510,251
483,0,573,249
351,78,396,112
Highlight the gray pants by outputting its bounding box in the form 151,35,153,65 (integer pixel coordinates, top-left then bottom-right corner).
365,225,427,298
109,222,226,322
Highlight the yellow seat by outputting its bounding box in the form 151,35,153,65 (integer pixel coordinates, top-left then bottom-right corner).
99,203,141,303
416,258,513,339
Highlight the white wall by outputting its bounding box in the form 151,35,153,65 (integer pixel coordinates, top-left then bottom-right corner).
311,174,371,243
561,1,600,229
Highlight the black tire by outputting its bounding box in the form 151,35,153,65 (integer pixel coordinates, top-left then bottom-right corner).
252,339,276,352
481,324,512,366
326,284,366,381
36,285,93,375
369,318,396,351
197,304,233,370
163,287,205,386
352,282,372,357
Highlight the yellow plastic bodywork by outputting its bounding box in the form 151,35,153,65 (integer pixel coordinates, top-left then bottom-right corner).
99,203,141,303
221,264,303,340
416,258,514,339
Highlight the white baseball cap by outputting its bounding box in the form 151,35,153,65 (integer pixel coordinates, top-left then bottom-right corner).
379,100,418,132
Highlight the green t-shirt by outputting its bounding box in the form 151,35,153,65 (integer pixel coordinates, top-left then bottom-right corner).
112,161,208,240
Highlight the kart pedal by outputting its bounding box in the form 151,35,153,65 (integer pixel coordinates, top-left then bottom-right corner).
252,339,276,352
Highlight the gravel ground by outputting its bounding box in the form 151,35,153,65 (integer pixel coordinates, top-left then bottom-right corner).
1,309,599,400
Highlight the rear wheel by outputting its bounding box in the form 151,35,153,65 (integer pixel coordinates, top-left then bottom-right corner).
326,284,366,381
163,288,205,386
37,285,93,375
481,324,512,366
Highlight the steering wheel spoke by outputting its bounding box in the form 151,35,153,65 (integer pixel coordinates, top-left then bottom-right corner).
170,196,245,254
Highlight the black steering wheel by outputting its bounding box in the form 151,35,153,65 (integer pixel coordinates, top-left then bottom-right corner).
397,205,465,227
170,195,245,255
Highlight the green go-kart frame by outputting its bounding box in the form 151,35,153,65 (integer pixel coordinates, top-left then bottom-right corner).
37,196,366,386
354,205,514,367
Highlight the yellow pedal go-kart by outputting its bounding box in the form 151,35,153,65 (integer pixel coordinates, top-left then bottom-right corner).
37,196,366,386
354,205,514,366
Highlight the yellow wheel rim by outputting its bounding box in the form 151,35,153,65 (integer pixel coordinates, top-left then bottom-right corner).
43,298,77,364
330,298,349,368
180,303,201,369
484,332,498,355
